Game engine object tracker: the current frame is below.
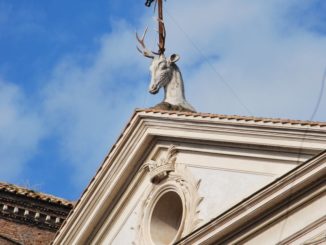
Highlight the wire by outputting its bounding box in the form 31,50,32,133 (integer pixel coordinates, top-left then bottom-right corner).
297,67,326,175
296,67,326,163
310,67,326,121
164,8,253,116
162,7,326,243
277,67,326,242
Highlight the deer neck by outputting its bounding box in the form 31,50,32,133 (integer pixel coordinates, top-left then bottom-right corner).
164,66,186,105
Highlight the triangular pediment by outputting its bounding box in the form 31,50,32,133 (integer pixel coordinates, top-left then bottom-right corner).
54,109,326,244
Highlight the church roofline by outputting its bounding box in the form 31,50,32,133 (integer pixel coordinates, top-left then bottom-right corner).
0,182,73,208
0,182,73,231
136,108,326,128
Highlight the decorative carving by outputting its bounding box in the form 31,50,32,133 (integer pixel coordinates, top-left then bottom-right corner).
148,54,196,112
136,45,196,112
134,160,203,245
136,0,196,112
144,145,178,184
0,199,70,231
2,204,8,211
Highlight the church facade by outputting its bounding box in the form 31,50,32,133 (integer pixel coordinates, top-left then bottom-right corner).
52,109,326,244
1,1,325,244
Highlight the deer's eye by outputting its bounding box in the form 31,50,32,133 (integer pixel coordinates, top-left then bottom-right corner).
159,62,168,69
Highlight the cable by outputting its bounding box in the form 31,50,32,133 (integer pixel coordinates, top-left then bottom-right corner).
296,67,326,162
310,67,326,121
277,67,326,243
161,6,326,242
164,8,253,116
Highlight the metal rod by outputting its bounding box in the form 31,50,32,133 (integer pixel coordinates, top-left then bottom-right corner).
158,0,165,54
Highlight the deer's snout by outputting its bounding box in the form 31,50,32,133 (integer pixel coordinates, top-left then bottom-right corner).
149,84,159,94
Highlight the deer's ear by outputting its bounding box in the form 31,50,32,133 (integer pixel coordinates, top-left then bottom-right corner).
168,54,180,64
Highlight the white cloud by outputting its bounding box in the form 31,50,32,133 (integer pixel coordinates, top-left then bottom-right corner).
0,79,44,180
41,21,154,187
2,1,325,190
40,1,326,188
162,0,326,120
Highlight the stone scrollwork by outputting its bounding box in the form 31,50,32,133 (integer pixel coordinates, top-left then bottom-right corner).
144,145,177,184
133,145,203,245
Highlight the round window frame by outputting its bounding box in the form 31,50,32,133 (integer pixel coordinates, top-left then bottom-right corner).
135,164,202,245
144,185,186,245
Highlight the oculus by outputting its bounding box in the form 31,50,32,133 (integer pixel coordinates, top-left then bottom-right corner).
150,191,183,245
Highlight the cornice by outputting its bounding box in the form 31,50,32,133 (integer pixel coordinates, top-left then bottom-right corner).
0,184,72,231
136,109,326,128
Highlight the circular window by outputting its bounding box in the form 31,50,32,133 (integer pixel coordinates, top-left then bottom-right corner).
150,192,183,245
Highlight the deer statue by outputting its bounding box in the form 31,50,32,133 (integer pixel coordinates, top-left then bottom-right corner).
136,26,196,112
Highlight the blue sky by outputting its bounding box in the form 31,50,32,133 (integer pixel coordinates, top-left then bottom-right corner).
0,0,325,201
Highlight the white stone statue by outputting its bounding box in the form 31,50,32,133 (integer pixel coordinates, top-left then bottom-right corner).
136,28,196,112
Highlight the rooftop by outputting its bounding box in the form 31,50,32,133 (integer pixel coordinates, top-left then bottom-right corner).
0,181,73,244
137,108,326,128
0,182,73,208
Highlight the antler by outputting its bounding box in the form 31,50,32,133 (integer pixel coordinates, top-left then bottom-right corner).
136,27,155,59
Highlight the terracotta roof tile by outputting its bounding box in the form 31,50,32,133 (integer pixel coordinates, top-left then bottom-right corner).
0,182,73,208
137,108,326,128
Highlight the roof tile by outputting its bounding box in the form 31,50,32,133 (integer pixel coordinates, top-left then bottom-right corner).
0,182,73,208
138,108,326,127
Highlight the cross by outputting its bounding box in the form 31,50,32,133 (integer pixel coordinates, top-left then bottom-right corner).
144,0,166,55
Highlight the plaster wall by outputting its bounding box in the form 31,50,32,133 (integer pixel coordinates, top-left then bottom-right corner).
106,174,150,245
188,167,273,222
106,143,305,245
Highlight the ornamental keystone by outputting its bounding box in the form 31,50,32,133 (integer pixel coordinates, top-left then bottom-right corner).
145,145,178,184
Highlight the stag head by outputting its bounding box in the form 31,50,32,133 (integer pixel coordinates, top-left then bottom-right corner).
136,25,195,112
148,54,180,94
136,25,179,94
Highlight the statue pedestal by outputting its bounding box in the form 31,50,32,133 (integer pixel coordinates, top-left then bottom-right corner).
151,102,195,113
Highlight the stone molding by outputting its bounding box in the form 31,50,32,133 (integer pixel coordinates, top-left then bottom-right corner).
0,190,72,231
134,147,203,245
277,216,326,245
303,231,326,245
